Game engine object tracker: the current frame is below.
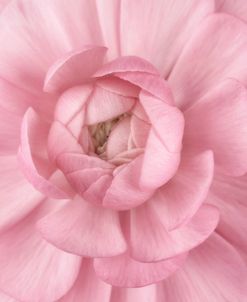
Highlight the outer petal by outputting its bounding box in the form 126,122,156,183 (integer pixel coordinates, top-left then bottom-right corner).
37,196,127,257
59,259,111,302
160,234,247,302
0,0,103,92
44,46,107,93
184,79,247,176
217,0,247,23
119,0,214,75
169,14,247,109
206,172,247,258
18,109,69,199
110,285,157,302
94,252,187,288
0,156,43,233
0,292,17,302
0,200,81,302
130,204,219,262
149,151,214,231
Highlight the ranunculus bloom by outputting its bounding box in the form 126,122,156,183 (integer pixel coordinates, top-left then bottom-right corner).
0,0,247,301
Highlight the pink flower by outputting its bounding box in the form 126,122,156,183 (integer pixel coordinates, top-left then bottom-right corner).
0,0,247,301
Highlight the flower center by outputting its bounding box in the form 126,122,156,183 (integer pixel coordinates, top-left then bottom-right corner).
89,115,126,157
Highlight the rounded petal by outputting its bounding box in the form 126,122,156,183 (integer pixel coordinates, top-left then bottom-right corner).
0,200,81,302
161,234,247,302
169,14,247,109
184,79,247,176
0,0,104,92
59,259,111,302
119,0,214,75
103,155,154,210
130,204,219,262
94,252,187,288
207,172,247,257
0,156,43,233
44,46,107,93
149,150,214,231
85,85,135,125
37,196,127,257
18,109,69,199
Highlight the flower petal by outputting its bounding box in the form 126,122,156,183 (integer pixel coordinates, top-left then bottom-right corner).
59,259,111,302
149,150,214,231
37,196,127,257
0,200,81,302
103,155,154,210
161,234,247,302
85,85,135,125
207,172,247,258
217,0,247,23
94,252,187,288
130,204,219,262
0,156,43,233
120,0,214,75
18,109,69,199
0,0,103,92
44,46,107,93
169,14,247,109
184,79,247,176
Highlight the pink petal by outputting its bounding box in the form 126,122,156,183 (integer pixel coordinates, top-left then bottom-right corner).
55,84,93,125
0,107,22,155
0,200,81,302
140,91,184,152
0,292,17,302
0,0,104,92
66,168,111,199
120,0,214,75
130,115,150,148
103,155,155,210
0,156,43,233
217,0,247,23
59,259,111,302
0,78,56,122
169,14,247,109
140,129,181,189
82,174,113,205
37,196,127,257
149,150,214,231
161,234,247,301
18,109,69,199
97,77,140,98
116,72,174,104
85,85,135,125
94,56,159,77
110,285,157,302
206,172,247,258
130,204,219,262
184,79,247,176
44,46,107,93
107,116,131,159
47,121,83,162
57,152,114,174
94,252,187,288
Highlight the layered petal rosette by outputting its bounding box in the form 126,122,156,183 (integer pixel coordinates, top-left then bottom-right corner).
0,1,247,302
